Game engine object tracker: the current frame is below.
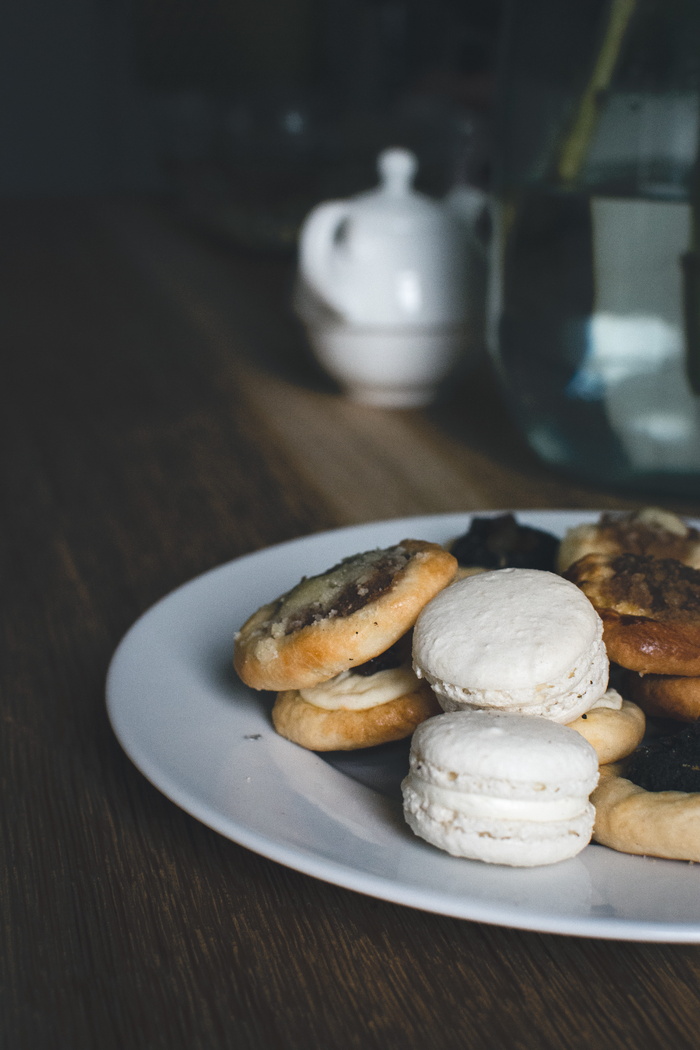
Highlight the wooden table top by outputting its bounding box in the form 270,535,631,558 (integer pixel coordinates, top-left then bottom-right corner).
5,196,700,1050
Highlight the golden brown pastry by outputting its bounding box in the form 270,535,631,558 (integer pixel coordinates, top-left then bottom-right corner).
591,764,700,862
624,670,700,722
566,698,646,765
272,679,441,751
592,723,700,860
557,507,700,573
234,540,457,692
564,552,700,675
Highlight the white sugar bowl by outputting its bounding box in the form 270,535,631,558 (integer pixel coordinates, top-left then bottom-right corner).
296,148,484,407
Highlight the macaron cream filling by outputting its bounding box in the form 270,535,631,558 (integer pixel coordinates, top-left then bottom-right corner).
405,782,590,822
299,664,420,710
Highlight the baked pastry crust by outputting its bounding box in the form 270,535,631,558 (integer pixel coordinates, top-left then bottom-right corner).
272,681,441,751
591,763,700,862
557,508,700,573
566,700,646,764
624,671,700,722
234,540,457,691
565,552,700,675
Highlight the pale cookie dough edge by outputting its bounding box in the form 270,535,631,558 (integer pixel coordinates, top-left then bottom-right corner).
591,764,700,862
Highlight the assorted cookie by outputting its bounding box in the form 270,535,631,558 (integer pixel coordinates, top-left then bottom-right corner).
234,539,456,750
564,552,700,676
234,507,700,866
450,513,559,573
566,690,646,765
562,508,700,862
411,567,609,723
402,711,599,867
623,721,700,793
234,539,457,692
270,635,441,751
591,724,700,862
623,670,700,723
557,507,700,573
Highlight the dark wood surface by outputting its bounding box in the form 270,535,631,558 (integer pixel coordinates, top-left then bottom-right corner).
4,196,700,1050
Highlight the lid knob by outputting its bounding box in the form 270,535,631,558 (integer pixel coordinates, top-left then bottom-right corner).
377,148,418,195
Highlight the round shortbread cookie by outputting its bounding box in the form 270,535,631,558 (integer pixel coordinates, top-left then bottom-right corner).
565,552,700,675
412,568,608,723
402,711,599,867
592,764,700,862
566,700,646,764
234,539,457,692
624,671,700,722
272,681,440,751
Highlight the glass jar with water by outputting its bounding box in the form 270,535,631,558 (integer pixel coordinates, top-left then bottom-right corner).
489,0,700,496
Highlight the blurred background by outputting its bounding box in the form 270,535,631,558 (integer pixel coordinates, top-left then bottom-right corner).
3,0,501,250
11,0,700,496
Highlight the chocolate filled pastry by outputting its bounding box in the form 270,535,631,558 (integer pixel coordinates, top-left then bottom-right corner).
557,507,700,573
234,539,456,750
564,552,700,675
450,513,559,574
591,724,700,861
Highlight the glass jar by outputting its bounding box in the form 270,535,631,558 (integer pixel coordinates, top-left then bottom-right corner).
489,0,700,496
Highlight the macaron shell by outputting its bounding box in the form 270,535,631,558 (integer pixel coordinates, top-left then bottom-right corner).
422,637,609,723
408,711,600,799
412,569,606,709
401,711,599,867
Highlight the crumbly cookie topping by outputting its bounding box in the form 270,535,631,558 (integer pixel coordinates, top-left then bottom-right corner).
603,554,700,621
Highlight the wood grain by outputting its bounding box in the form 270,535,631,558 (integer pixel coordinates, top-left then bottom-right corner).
3,198,700,1050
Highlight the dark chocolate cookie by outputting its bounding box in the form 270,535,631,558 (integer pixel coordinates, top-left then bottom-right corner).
624,722,700,793
450,514,559,572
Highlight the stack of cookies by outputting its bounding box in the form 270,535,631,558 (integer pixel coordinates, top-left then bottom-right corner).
561,508,700,861
402,557,645,866
234,540,457,751
563,510,700,724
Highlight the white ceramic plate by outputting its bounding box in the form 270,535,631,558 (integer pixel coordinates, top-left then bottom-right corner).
106,511,700,942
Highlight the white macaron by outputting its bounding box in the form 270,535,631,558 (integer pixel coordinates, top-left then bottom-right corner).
412,567,608,722
402,711,600,866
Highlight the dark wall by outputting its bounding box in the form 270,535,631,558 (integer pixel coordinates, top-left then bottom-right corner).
0,0,500,197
